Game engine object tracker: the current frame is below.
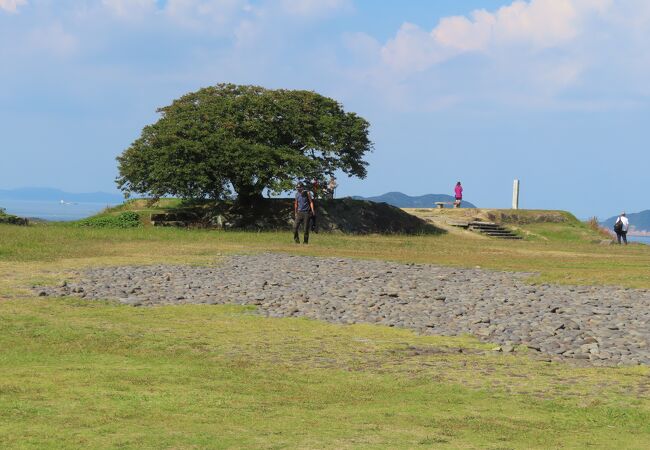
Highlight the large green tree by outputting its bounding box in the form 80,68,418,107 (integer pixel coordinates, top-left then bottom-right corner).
116,84,372,205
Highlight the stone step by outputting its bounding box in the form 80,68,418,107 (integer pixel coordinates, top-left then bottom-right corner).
448,220,521,239
468,221,497,226
469,224,501,230
447,221,470,228
468,226,510,232
469,225,504,231
468,222,521,239
480,231,522,238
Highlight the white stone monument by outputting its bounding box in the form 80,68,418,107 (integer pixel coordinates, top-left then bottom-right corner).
512,179,520,210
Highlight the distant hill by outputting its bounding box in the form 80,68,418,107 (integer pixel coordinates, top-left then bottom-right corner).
0,188,478,210
602,210,650,232
351,192,476,208
0,187,123,203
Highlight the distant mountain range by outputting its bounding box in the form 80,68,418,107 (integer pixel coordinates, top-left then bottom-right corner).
602,210,650,232
0,187,477,210
0,187,123,203
351,192,476,208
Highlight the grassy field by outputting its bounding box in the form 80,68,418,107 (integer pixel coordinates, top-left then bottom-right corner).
1,220,650,448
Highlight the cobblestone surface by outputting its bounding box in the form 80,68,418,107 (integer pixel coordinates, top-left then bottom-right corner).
36,253,650,367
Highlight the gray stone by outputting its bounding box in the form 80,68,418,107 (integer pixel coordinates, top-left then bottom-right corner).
33,253,650,368
121,297,143,306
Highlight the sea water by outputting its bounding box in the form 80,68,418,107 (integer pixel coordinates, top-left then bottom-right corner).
0,200,117,221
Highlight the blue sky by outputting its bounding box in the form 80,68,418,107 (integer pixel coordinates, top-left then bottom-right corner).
1,0,648,219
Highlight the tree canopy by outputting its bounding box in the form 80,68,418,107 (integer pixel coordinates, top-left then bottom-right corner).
116,84,372,205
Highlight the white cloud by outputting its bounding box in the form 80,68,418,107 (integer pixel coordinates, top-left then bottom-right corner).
534,60,582,90
280,0,352,18
433,11,495,52
342,32,381,61
27,23,78,56
381,0,612,72
157,0,351,45
380,23,450,73
0,0,27,13
342,0,650,112
102,0,156,19
234,18,260,45
164,0,250,30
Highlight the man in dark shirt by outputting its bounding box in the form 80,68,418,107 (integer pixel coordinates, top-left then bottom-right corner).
294,182,314,244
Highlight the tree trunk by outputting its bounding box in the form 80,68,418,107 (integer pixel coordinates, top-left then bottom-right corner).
233,183,264,208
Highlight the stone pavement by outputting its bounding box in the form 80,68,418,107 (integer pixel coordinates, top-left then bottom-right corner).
36,253,650,367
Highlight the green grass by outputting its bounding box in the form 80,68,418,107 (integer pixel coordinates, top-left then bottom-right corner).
1,219,649,287
104,198,184,213
1,298,648,449
1,220,650,448
74,211,142,229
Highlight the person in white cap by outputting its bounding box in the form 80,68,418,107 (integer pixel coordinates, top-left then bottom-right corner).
614,212,629,245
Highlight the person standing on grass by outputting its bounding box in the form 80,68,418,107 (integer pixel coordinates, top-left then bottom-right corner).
614,212,629,245
454,181,463,208
294,182,315,244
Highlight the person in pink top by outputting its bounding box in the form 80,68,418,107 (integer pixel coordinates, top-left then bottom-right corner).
454,181,463,208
